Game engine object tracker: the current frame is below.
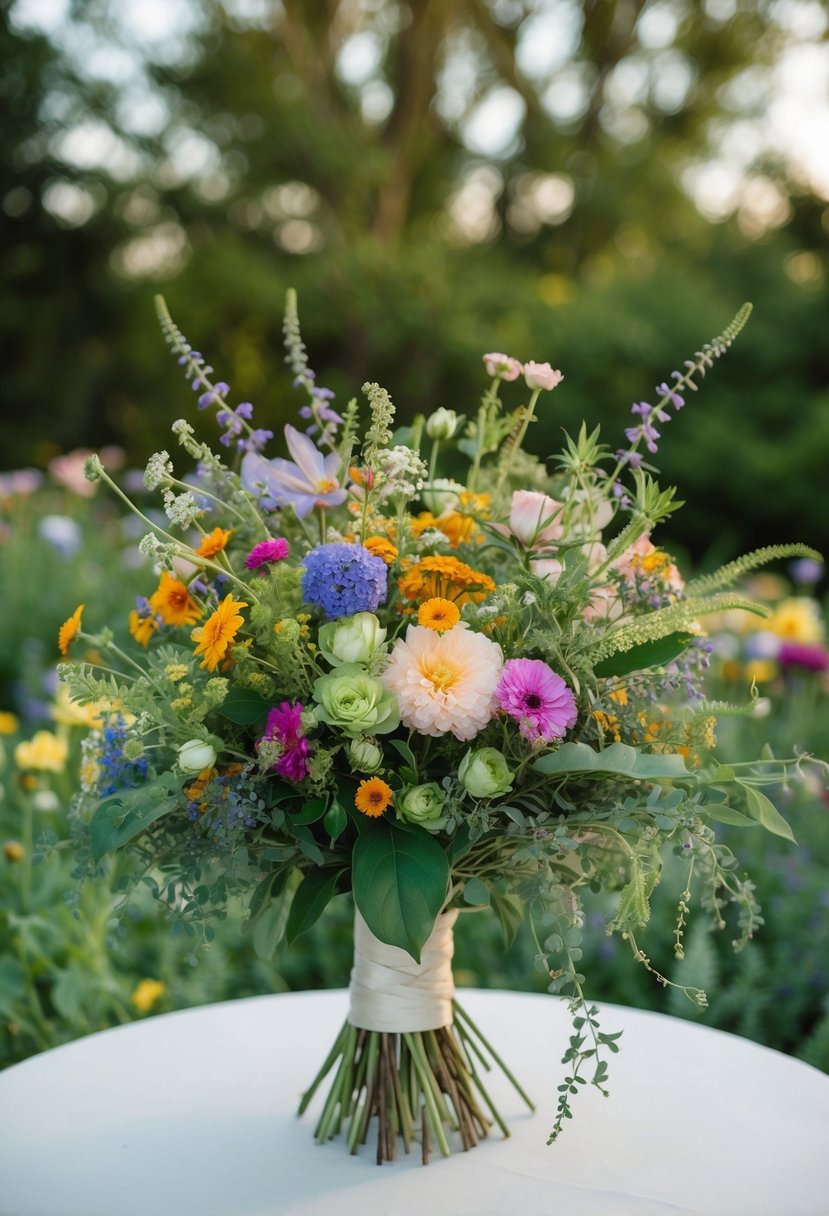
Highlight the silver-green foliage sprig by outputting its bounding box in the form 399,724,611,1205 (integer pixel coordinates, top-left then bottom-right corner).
362,381,396,465
685,543,823,597
588,594,768,663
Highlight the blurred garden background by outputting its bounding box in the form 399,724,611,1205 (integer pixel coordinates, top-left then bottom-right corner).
2,0,828,1074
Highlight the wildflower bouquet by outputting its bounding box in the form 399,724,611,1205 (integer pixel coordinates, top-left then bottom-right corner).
60,294,821,1162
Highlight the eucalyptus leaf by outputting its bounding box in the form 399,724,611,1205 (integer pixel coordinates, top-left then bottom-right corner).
462,877,490,906
534,741,689,781
740,783,797,843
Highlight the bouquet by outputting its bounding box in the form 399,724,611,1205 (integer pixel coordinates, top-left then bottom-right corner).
59,293,821,1161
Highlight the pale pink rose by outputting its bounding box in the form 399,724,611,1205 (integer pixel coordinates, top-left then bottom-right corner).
509,491,563,548
530,558,563,584
583,585,625,622
581,541,608,573
483,352,523,381
523,361,563,392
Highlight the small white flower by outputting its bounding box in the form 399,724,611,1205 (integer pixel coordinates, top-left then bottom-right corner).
144,450,174,491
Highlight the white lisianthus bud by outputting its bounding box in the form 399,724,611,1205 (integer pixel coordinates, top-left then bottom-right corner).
425,408,458,441
318,613,387,667
177,739,217,773
347,736,384,773
421,478,463,515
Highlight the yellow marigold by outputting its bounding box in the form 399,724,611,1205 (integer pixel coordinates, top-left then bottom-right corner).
0,711,19,735
435,511,485,548
58,604,84,656
363,536,398,565
131,979,165,1015
609,688,628,706
745,659,777,684
765,597,824,644
398,555,495,608
194,527,233,559
149,572,202,628
129,610,159,648
417,597,461,632
50,685,105,729
355,777,393,818
191,594,248,671
593,710,621,743
14,731,68,773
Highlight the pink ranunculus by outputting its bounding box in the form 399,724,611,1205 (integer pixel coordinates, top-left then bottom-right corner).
483,352,523,381
523,362,563,392
509,491,564,548
530,557,563,584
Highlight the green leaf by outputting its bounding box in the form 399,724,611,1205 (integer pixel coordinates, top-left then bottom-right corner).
252,890,291,960
594,632,696,678
490,891,523,947
462,877,490,906
352,822,449,961
290,797,327,826
218,686,270,725
286,868,344,945
704,804,761,828
534,741,689,781
608,867,651,931
323,800,348,843
89,773,182,861
388,738,417,773
740,783,797,843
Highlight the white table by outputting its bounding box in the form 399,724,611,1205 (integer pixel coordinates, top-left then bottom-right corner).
1,989,827,1216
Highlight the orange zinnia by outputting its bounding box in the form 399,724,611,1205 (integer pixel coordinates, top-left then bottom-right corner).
194,527,233,559
191,594,248,671
58,605,84,656
398,555,495,608
354,778,393,818
363,536,398,565
417,597,461,632
149,572,202,627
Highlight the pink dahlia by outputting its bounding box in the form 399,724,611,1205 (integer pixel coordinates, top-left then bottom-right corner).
245,537,290,570
496,658,577,743
381,624,503,741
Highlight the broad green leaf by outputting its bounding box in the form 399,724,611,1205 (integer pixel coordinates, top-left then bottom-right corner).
704,804,761,829
323,800,348,843
352,823,449,961
290,797,327,826
218,686,270,725
490,891,523,947
462,877,490,906
388,738,418,773
252,890,291,960
286,868,344,945
593,632,696,678
534,741,689,781
89,773,181,861
740,783,796,843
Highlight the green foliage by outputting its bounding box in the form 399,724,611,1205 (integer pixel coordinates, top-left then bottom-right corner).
351,822,449,961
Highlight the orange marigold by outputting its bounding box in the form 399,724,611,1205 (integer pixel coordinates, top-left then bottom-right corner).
194,528,233,559
354,777,393,817
398,555,495,608
149,572,202,627
417,597,461,632
191,594,247,671
58,605,84,656
363,536,398,564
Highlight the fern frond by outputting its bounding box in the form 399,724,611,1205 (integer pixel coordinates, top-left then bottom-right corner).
590,595,768,663
685,544,823,597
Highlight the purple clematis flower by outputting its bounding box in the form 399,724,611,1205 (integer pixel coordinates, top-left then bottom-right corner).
241,424,348,517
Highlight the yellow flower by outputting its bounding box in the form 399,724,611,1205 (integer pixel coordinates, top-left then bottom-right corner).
398,556,495,609
765,597,824,644
355,777,393,818
15,731,68,773
745,659,777,684
191,594,248,671
417,597,461,632
129,610,159,648
58,605,84,656
50,685,105,729
194,527,233,559
363,536,398,565
149,572,202,628
0,711,20,735
131,979,165,1015
4,841,24,862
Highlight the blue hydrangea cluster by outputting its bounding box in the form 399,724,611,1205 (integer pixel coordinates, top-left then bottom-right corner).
99,715,148,796
301,543,388,619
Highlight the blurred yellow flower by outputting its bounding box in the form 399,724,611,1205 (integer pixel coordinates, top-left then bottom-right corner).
131,979,166,1015
744,659,777,685
58,604,84,656
50,685,105,729
3,841,24,862
15,731,68,773
0,712,19,735
765,597,824,644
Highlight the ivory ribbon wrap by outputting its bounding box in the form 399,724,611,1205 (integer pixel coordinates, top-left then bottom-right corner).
348,909,458,1033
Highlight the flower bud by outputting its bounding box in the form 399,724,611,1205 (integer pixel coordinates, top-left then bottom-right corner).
420,478,463,515
509,491,563,548
177,739,217,773
398,782,446,832
458,747,514,799
425,408,458,441
523,361,563,391
348,736,384,774
483,353,523,381
318,613,386,667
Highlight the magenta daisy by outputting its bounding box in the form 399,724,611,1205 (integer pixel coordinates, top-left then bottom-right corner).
260,701,310,781
496,658,577,743
245,537,290,570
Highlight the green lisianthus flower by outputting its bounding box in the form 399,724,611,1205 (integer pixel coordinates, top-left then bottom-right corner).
398,783,447,833
312,664,399,737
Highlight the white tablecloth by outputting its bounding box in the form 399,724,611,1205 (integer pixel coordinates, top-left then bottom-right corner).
1,989,827,1216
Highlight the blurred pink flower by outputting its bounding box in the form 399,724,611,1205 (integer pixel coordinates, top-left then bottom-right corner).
483,353,523,381
523,362,563,392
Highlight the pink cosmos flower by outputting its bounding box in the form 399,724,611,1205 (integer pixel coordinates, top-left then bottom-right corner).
483,352,523,381
509,491,564,548
245,538,290,570
381,624,503,740
261,701,310,781
496,658,577,742
241,425,347,517
523,362,563,392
